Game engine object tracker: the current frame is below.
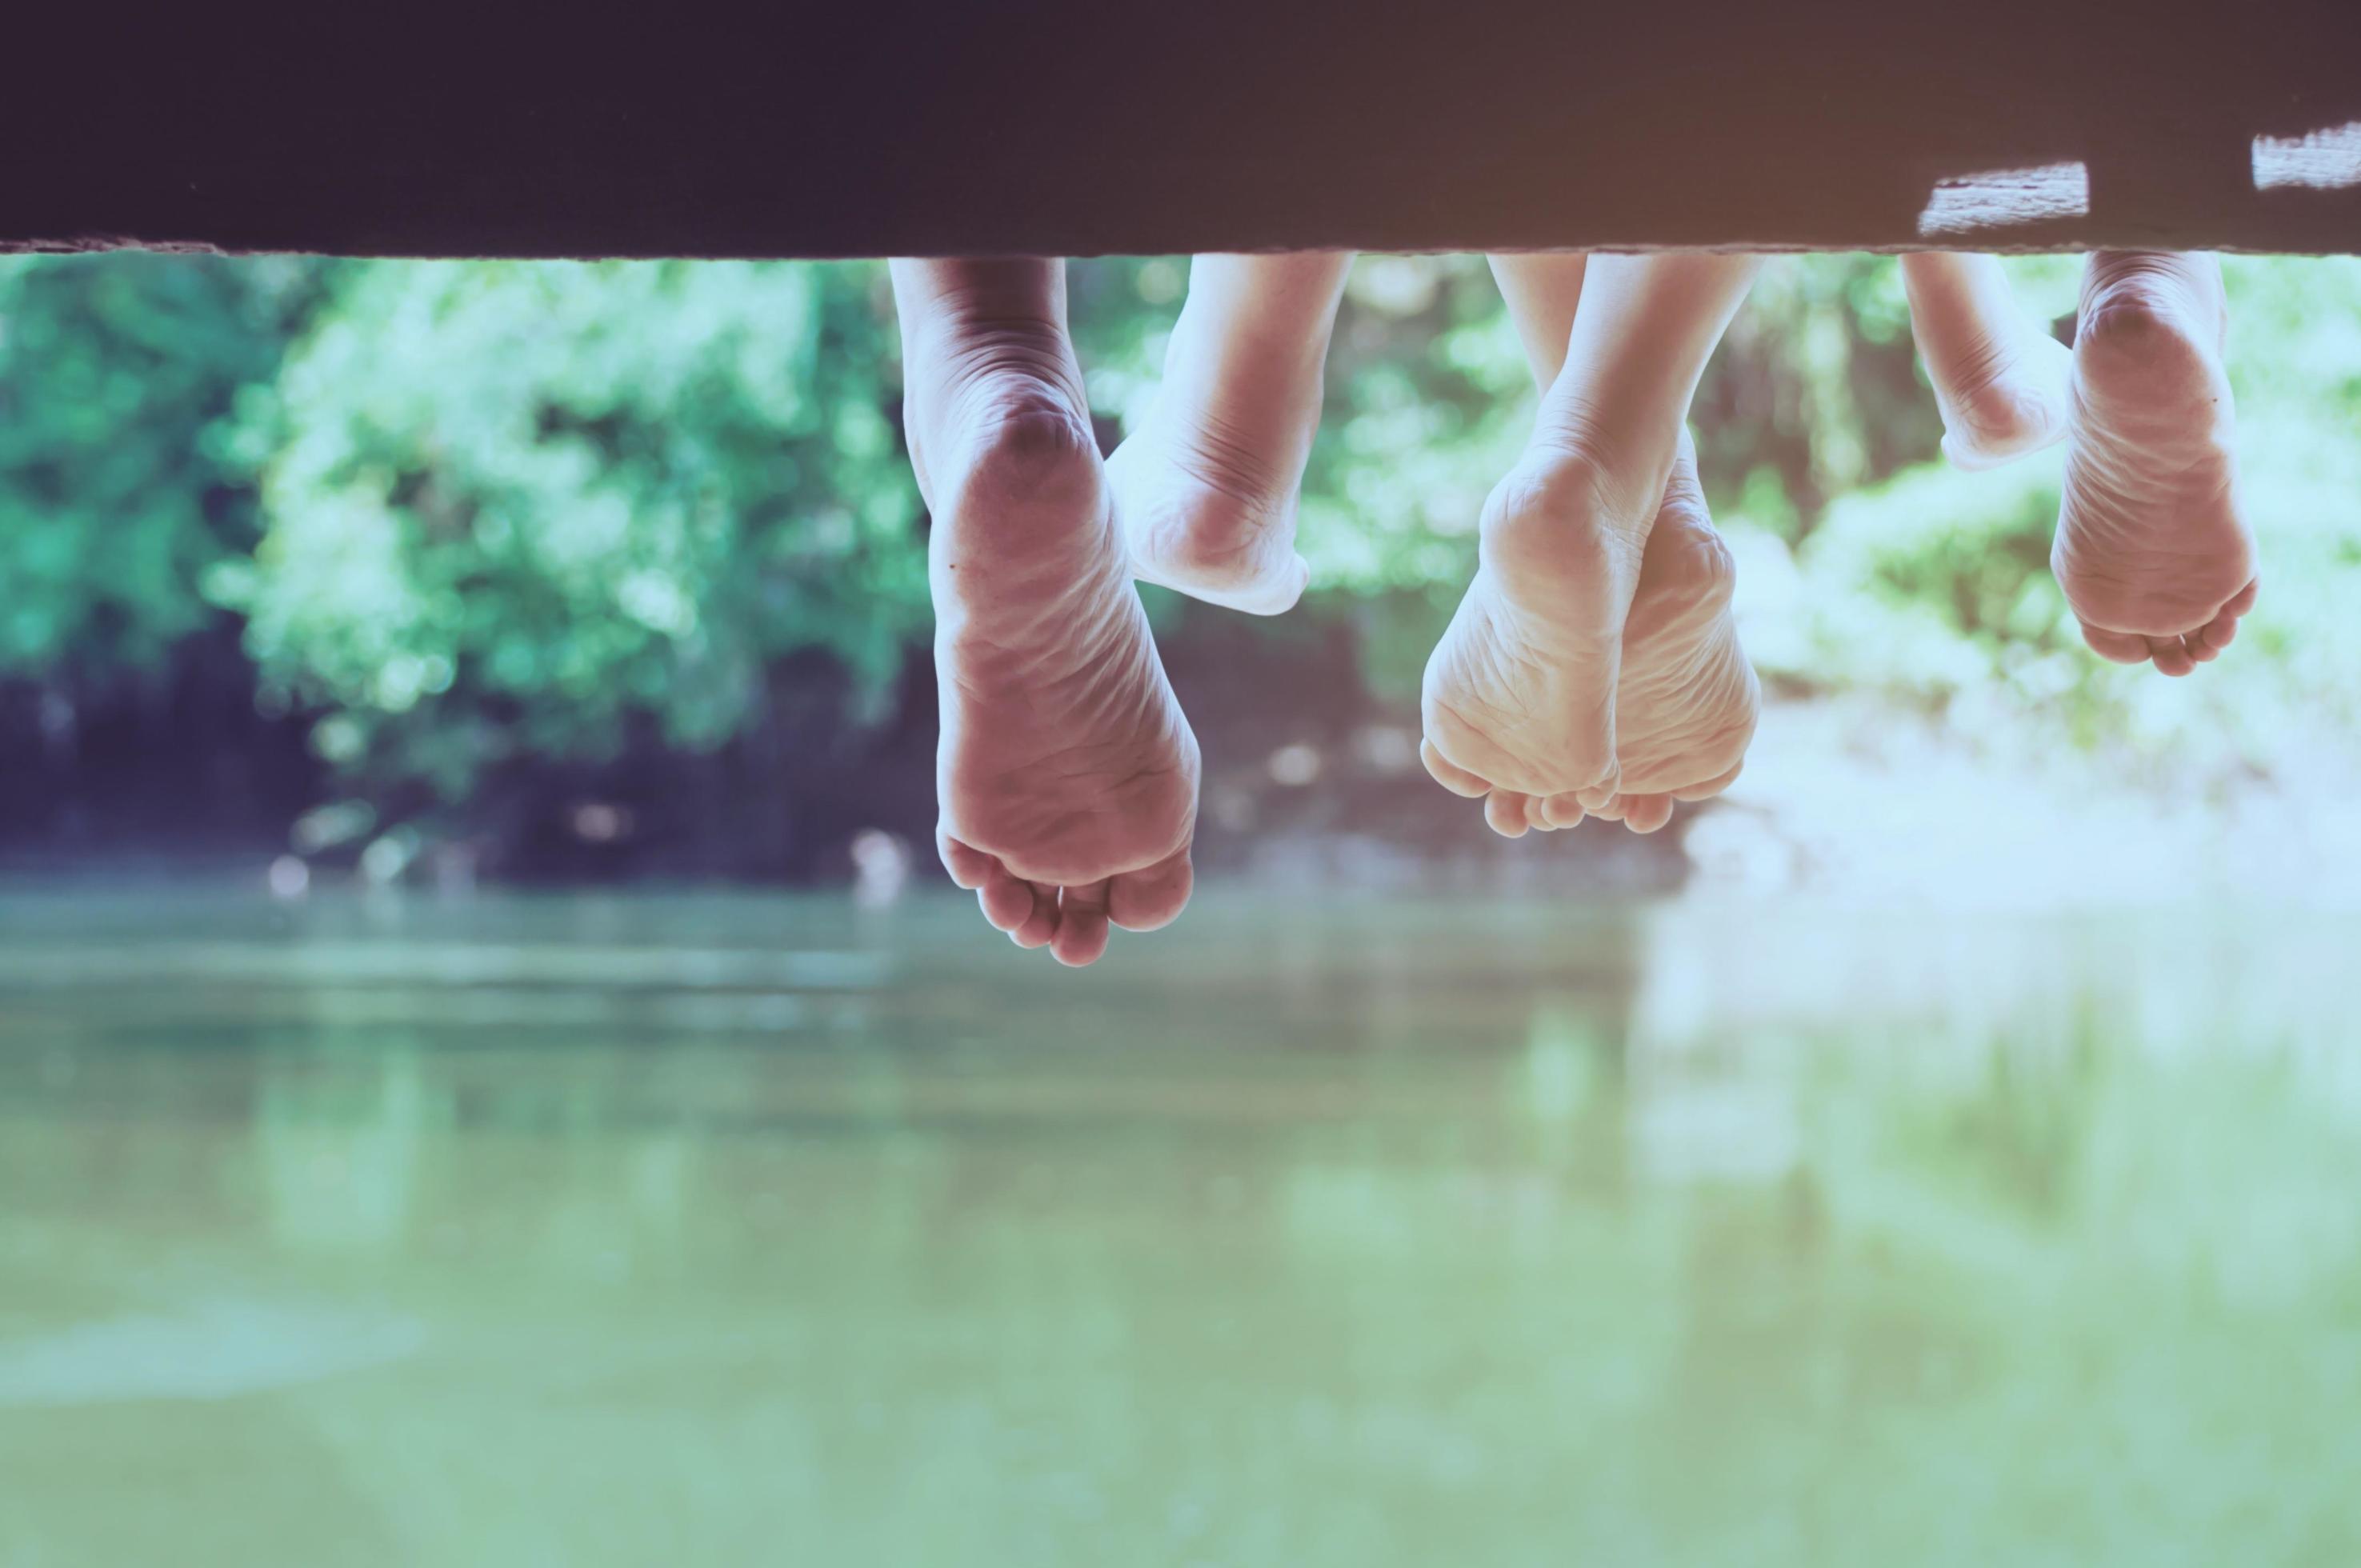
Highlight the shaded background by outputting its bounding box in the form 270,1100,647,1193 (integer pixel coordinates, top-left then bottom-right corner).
6,251,2359,896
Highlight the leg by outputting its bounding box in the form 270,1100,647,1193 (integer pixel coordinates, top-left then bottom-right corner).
1105,252,1352,614
2051,250,2257,676
1421,252,1761,837
1899,252,2072,469
890,258,1199,966
1488,250,1591,382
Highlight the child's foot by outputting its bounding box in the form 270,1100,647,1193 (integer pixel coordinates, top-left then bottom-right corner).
1105,254,1348,615
2052,252,2258,676
1901,252,2073,470
1419,436,1756,837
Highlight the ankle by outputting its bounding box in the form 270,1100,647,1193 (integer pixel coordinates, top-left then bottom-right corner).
1148,393,1304,508
1505,421,1665,530
1154,334,1326,461
1476,446,1650,606
1940,339,2062,450
914,308,1088,431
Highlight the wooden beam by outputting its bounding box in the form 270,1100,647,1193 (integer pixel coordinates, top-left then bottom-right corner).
8,4,2360,258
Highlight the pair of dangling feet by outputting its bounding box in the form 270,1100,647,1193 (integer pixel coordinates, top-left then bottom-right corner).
897,250,2256,964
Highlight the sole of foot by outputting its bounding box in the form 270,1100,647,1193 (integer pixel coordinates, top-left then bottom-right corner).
2052,254,2258,677
931,386,1201,966
1419,439,1759,838
1106,414,1313,616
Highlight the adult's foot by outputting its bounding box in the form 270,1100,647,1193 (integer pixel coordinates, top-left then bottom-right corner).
1900,252,2073,470
1419,434,1757,836
893,259,1200,965
1105,253,1351,614
2052,251,2257,676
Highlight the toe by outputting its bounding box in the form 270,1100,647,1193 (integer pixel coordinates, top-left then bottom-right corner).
1540,792,1588,829
1485,790,1535,838
1108,847,1194,933
977,866,1036,933
2147,635,2198,677
1420,740,1492,799
2182,580,2256,666
1670,761,1746,802
1010,882,1059,949
1050,881,1113,967
939,833,996,890
2080,623,2152,664
1621,795,1676,834
2197,609,2241,654
1574,772,1623,815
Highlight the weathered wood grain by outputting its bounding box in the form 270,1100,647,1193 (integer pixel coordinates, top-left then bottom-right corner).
6,4,2359,257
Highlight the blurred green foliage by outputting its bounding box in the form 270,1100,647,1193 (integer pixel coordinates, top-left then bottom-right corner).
1747,258,2361,786
209,261,924,798
2,249,2357,822
0,254,327,676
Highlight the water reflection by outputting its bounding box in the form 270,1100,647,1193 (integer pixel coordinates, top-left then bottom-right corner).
1,891,2357,1564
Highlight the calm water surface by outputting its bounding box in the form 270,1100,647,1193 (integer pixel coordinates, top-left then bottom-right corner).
2,888,2358,1566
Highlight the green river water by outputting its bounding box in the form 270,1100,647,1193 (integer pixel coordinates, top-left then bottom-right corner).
2,889,2357,1565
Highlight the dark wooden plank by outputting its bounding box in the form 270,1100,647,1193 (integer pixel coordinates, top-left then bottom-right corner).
6,3,2359,257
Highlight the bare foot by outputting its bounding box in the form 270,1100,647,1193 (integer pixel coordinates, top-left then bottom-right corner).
894,260,1199,966
1106,254,1349,615
1106,401,1312,614
2052,252,2258,677
1585,450,1760,833
1901,252,2073,470
1420,436,1757,837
